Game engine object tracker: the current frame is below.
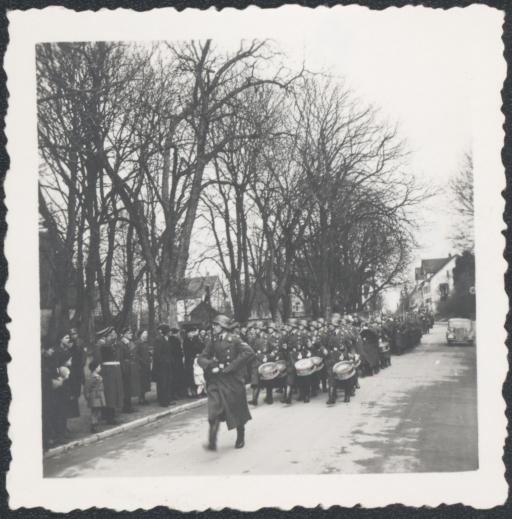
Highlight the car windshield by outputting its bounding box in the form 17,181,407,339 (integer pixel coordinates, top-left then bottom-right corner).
448,319,472,330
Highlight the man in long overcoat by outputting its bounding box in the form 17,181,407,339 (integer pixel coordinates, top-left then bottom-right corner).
152,325,175,407
66,327,85,419
97,327,124,424
198,314,255,451
168,328,185,400
136,330,152,404
119,328,141,413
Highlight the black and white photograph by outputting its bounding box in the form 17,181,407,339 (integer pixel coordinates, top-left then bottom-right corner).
5,5,507,511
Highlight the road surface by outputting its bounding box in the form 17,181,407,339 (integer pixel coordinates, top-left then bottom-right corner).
44,323,477,477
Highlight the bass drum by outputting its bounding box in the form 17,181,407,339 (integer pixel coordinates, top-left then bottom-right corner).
295,358,315,377
333,360,356,381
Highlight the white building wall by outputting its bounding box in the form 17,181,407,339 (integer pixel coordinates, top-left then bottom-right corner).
427,257,457,308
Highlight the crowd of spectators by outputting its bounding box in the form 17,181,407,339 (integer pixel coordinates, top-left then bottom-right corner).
41,324,209,450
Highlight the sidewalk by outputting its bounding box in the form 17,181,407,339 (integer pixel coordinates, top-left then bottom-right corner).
44,383,207,459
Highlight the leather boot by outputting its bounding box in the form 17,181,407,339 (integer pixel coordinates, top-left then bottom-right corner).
265,387,274,405
281,385,292,404
311,378,318,398
250,387,260,406
326,386,336,405
235,426,245,449
205,419,220,451
304,385,310,403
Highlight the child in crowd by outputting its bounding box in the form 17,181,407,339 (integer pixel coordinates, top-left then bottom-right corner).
193,356,206,397
84,359,106,433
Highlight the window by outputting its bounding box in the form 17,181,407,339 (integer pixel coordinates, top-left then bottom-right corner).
439,283,449,301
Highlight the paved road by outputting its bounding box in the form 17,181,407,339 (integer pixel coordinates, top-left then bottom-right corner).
45,324,477,477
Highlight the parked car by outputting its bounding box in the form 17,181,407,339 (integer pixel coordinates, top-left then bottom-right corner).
446,318,475,345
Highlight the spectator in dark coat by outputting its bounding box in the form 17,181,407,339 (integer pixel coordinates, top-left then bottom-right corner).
97,327,124,424
44,335,74,444
66,327,85,419
136,329,152,404
152,325,175,407
42,341,59,449
183,327,204,397
119,328,141,413
169,328,185,400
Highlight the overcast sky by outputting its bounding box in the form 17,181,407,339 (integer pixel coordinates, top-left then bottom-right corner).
185,7,484,291
281,9,475,262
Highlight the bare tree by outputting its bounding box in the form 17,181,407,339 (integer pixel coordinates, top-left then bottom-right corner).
449,151,474,252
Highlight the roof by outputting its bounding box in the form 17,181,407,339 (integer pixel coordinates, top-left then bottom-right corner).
188,300,221,324
420,257,454,276
179,275,220,300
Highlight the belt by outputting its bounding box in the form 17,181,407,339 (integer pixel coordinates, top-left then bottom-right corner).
102,361,120,366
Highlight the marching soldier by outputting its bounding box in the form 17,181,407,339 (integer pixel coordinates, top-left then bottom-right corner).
295,323,315,403
280,319,299,404
249,324,267,406
198,315,255,451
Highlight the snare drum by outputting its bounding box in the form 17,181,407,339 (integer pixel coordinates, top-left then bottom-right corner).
310,356,324,372
379,339,390,352
295,358,315,377
258,362,281,381
333,361,355,381
275,360,287,377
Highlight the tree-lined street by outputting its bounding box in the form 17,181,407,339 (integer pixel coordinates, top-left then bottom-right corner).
45,324,477,477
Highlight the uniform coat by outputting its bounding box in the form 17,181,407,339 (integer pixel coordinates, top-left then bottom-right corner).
249,336,267,387
168,334,185,398
198,332,254,430
282,333,299,385
358,328,380,372
120,339,141,398
152,335,174,405
66,340,85,418
136,338,152,394
99,339,124,411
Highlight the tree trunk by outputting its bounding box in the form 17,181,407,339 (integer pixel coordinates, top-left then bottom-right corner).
319,209,332,320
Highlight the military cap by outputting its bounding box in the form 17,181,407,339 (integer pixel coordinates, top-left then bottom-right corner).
96,326,114,340
266,322,277,332
212,314,232,330
158,324,171,334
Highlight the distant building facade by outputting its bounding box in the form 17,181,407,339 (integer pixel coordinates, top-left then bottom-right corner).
410,256,458,312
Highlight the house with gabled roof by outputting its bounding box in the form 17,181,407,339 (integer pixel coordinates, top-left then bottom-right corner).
411,255,458,312
177,275,227,323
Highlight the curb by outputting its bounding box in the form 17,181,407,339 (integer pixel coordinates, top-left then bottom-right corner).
44,397,207,459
